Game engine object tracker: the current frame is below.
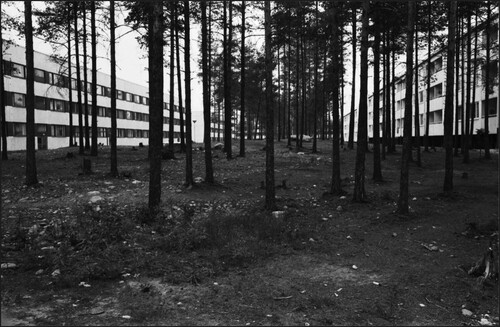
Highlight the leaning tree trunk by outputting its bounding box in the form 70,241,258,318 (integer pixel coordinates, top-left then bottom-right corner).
353,0,369,202
397,0,415,215
25,0,38,186
175,3,186,153
443,0,457,192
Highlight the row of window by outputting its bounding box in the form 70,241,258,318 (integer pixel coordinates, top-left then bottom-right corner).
5,122,182,140
4,92,181,126
3,60,181,112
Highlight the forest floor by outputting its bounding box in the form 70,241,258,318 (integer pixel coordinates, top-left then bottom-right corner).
0,139,498,326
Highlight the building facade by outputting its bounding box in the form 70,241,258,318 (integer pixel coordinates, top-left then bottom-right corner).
1,43,184,151
344,15,499,149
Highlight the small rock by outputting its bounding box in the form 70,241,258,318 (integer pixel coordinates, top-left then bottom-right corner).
340,196,346,200
336,206,343,211
346,235,352,240
392,233,397,237
87,191,100,196
480,318,493,326
309,238,315,242
121,315,131,319
352,265,358,270
35,269,44,275
93,205,101,212
322,217,328,221
51,269,61,277
462,309,473,317
41,246,55,251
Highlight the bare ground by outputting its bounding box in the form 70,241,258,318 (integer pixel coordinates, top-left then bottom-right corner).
1,139,498,326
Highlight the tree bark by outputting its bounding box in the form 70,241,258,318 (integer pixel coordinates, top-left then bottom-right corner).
110,0,118,177
424,0,432,151
463,14,472,163
331,1,342,194
67,2,74,148
82,1,90,151
397,0,415,215
470,11,478,147
169,2,175,153
1,0,7,160
147,1,164,213
454,16,461,156
484,1,491,160
443,0,457,192
175,2,185,153
201,0,214,183
414,17,421,167
224,1,233,159
25,0,38,186
90,0,98,156
312,1,319,153
353,0,369,202
372,27,383,182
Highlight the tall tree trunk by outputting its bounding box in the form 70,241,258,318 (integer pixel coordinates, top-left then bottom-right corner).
169,2,175,153
470,11,478,147
312,0,319,153
331,1,342,194
239,0,246,157
454,16,461,156
463,14,472,163
348,8,356,150
295,12,300,149
25,0,38,186
381,31,386,160
82,1,90,151
443,0,457,192
397,0,415,214
0,0,7,159
460,18,465,154
372,27,383,182
424,0,432,151
353,0,369,202
147,1,164,213
340,38,345,146
391,44,396,152
90,0,98,156
224,1,233,159
287,28,292,147
264,0,275,210
201,0,214,183
175,2,186,153
67,2,74,148
484,1,491,159
184,0,193,187
74,4,84,155
110,0,118,177
277,46,281,142
414,19,421,167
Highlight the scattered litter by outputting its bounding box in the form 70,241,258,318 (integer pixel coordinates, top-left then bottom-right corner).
89,196,103,204
322,217,328,221
412,197,417,201
340,196,346,200
309,238,315,242
346,235,352,240
51,269,60,277
480,318,493,326
392,233,397,237
336,206,343,211
274,295,292,300
352,265,358,270
266,314,273,318
213,282,219,286
35,269,44,275
419,303,426,307
90,308,105,315
462,309,473,317
121,315,131,319
305,323,310,326
300,290,306,294
421,243,439,251
1,263,17,269
373,281,380,286
79,282,91,287
334,293,339,297
177,302,182,306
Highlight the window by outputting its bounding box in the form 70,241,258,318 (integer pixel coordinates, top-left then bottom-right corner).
117,109,126,119
117,90,123,100
50,99,66,112
71,78,78,90
134,95,141,103
11,63,25,78
397,79,405,92
419,114,424,125
474,102,480,119
126,111,132,120
105,87,111,97
34,69,46,83
98,128,108,137
145,97,149,105
142,97,148,105
13,93,26,107
35,96,47,110
36,124,47,136
51,125,66,137
429,83,443,100
125,92,132,102
482,97,498,117
433,110,443,124
13,123,26,136
419,91,423,103
430,57,442,75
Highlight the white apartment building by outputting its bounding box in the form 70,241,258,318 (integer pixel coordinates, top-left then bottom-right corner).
2,43,184,151
344,15,499,148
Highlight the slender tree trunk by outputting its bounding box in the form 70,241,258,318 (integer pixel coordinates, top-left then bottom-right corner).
277,46,281,142
175,3,186,153
300,28,306,148
82,1,90,151
0,0,6,160
25,0,38,185
74,4,84,155
414,20,421,166
90,0,98,156
295,13,300,149
67,2,74,149
184,0,193,187
443,1,457,192
264,0,275,210
424,0,432,151
460,18,465,154
484,1,491,159
391,45,396,152
110,0,118,177
201,0,214,183
239,0,246,157
454,17,461,156
147,1,164,213
169,2,175,153
397,0,415,214
353,0,369,202
470,11,478,149
331,2,342,194
224,1,234,159
312,1,319,153
463,14,472,163
340,38,345,146
373,27,383,182
287,30,292,146
348,8,356,150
